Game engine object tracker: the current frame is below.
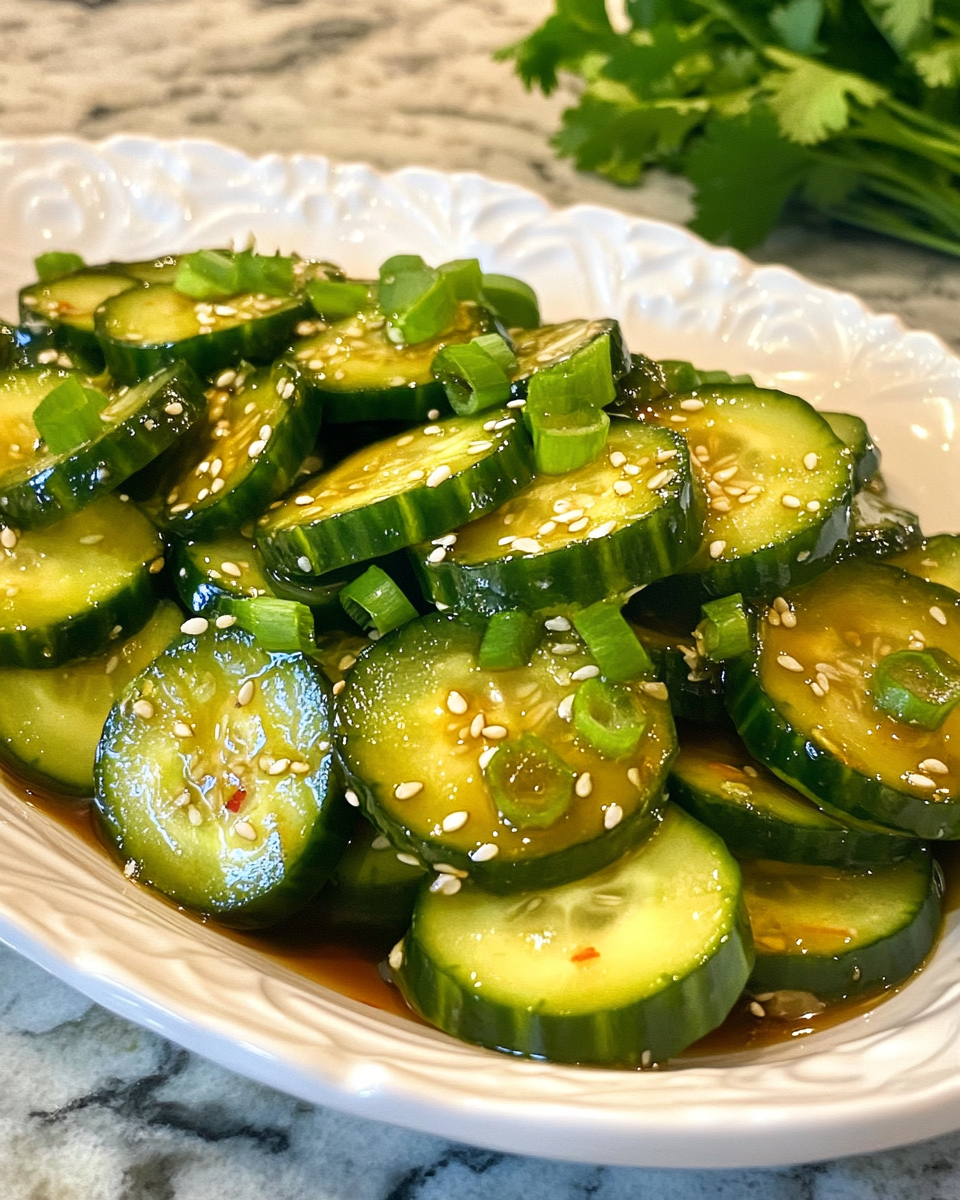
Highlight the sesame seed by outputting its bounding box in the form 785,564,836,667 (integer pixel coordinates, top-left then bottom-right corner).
557,694,575,721
647,468,676,490
396,852,420,867
680,398,705,411
609,451,627,468
104,655,119,675
506,398,526,408
247,439,266,458
396,434,414,447
0,526,18,551
749,1001,766,1018
340,790,359,809
170,503,190,514
132,699,154,719
180,617,209,636
551,643,578,655
568,517,590,533
493,418,515,430
545,616,571,632
216,372,237,391
797,550,811,562
211,478,225,494
627,767,642,787
267,757,290,776
197,488,210,501
36,349,58,364
920,758,949,775
294,494,313,506
187,805,203,826
215,614,237,629
781,494,801,509
234,820,257,841
395,781,424,800
743,765,758,778
173,721,194,738
816,672,830,693
930,606,948,625
428,546,447,563
220,561,242,578
123,860,137,878
588,521,616,539
613,481,632,496
470,842,499,862
713,466,738,482
79,534,104,545
907,773,937,790
711,498,732,513
372,835,390,850
109,625,123,639
447,690,468,715
297,556,313,573
237,679,255,706
538,520,557,536
641,681,668,700
781,611,797,628
604,803,623,829
773,597,789,613
469,712,486,738
511,537,542,554
430,874,462,895
571,665,600,682
483,420,498,432
426,464,452,488
810,682,825,698
290,761,311,774
482,724,508,740
441,810,469,833
478,745,499,770
468,441,493,453
427,409,440,420
709,539,726,559
338,654,357,672
575,773,593,798
423,425,442,435
163,401,183,416
804,453,819,470
777,653,804,672
806,500,820,512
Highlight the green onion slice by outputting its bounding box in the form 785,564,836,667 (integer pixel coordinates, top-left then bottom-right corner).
572,677,648,759
479,273,540,329
438,258,483,301
526,333,616,418
34,251,85,282
484,733,575,829
696,593,752,661
339,565,419,636
224,597,315,653
33,375,105,454
306,279,373,321
174,250,240,300
872,647,960,731
478,609,540,670
234,250,295,297
378,258,457,346
530,407,609,475
573,600,653,682
432,334,517,416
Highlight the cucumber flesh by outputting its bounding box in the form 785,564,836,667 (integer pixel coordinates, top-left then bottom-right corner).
743,853,940,1001
848,489,922,558
890,535,960,596
19,270,138,370
821,412,880,489
394,804,753,1065
412,423,701,615
336,611,676,892
95,628,350,927
510,319,631,395
0,601,182,795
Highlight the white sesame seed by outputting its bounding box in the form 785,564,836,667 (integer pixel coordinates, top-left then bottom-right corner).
258,424,273,442
907,773,937,790
781,610,797,628
713,466,738,482
237,679,255,706
173,721,194,738
806,500,820,512
294,494,314,506
777,654,804,672
0,527,18,550
447,690,469,714
79,533,104,545
920,758,949,775
609,451,627,468
180,616,209,636
215,614,237,629
571,664,600,681
345,789,360,807
104,655,119,675
163,401,183,416
588,521,616,540
388,941,405,971
930,606,948,625
123,859,137,878
187,805,203,826
493,418,515,430
470,842,499,862
297,556,313,573
430,873,462,895
132,699,154,719
545,616,571,632
482,724,508,740
109,624,123,639
427,409,440,420
468,712,486,739
247,439,266,458
215,370,237,388
647,468,676,490
551,643,578,655
568,517,590,533
604,803,623,829
680,398,705,411
538,520,557,536
428,546,447,563
483,420,498,431
468,441,493,453
511,537,542,554
781,494,801,509
234,819,257,841
711,498,732,512
613,481,632,496
816,672,830,693
641,681,668,701
575,773,593,798
396,852,420,867
426,464,452,488
506,398,526,408
395,781,424,800
804,452,819,470
709,539,726,559
441,810,470,833
478,745,499,770
422,425,441,435
290,761,311,774
217,561,241,579
371,835,391,850
627,767,642,788
36,349,58,364
749,1001,766,1018
810,682,825,698
797,550,811,562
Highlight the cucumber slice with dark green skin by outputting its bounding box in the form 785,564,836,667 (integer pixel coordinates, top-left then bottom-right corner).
631,625,725,723
743,853,940,1002
725,558,960,839
292,301,490,423
846,489,922,558
95,627,351,927
0,495,163,668
821,412,880,489
411,424,700,615
336,611,676,892
393,804,753,1066
95,283,312,385
19,269,140,372
147,360,320,538
311,627,371,686
317,817,427,939
890,536,960,596
0,363,206,530
636,385,854,620
0,600,182,795
670,725,920,867
257,411,534,580
510,319,631,397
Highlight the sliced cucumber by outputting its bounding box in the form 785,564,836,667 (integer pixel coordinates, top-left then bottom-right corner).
336,611,676,892
0,495,162,668
394,804,752,1066
19,268,139,371
631,624,725,724
0,601,182,795
638,385,853,617
293,300,489,423
0,363,205,530
510,320,630,396
95,282,311,385
95,627,350,927
726,558,960,839
412,424,700,615
847,489,922,558
257,411,534,580
743,853,940,1002
147,360,320,537
670,725,919,867
821,412,880,489
311,627,371,686
890,536,960,596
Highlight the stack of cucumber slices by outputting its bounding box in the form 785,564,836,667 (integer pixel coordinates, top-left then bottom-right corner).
0,245,951,1067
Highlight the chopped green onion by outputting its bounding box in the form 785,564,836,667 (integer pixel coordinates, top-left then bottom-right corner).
572,677,648,759
378,259,457,346
529,407,609,475
438,258,483,301
483,733,574,828
478,609,540,670
695,593,752,661
432,334,517,416
872,648,960,731
339,565,419,636
479,273,540,329
33,376,105,454
306,279,373,321
526,334,616,418
572,600,653,682
174,250,240,300
660,361,703,393
224,597,315,653
234,250,295,297
380,254,428,276
34,251,85,282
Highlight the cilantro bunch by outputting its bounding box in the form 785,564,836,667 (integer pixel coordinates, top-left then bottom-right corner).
500,0,960,255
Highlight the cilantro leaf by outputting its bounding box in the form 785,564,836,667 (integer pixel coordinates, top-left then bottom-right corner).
912,37,960,87
685,108,813,248
763,48,887,144
861,0,932,57
769,0,825,55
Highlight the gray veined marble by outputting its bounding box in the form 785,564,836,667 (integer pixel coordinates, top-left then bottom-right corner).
3,0,960,1195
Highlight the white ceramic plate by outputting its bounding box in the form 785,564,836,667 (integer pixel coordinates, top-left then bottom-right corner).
1,136,959,1171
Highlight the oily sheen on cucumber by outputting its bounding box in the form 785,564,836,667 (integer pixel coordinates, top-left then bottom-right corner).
335,611,676,892
890,535,960,597
631,625,725,724
95,627,351,926
393,804,753,1065
726,558,960,839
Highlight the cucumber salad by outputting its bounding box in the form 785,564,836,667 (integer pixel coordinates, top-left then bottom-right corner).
0,245,953,1067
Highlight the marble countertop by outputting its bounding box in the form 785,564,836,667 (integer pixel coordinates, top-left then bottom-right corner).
3,1,960,1195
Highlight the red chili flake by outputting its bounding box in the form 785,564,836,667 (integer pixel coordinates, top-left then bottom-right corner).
570,946,600,964
226,789,246,812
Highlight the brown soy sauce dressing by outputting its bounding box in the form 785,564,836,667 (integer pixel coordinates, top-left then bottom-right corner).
12,767,952,1066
